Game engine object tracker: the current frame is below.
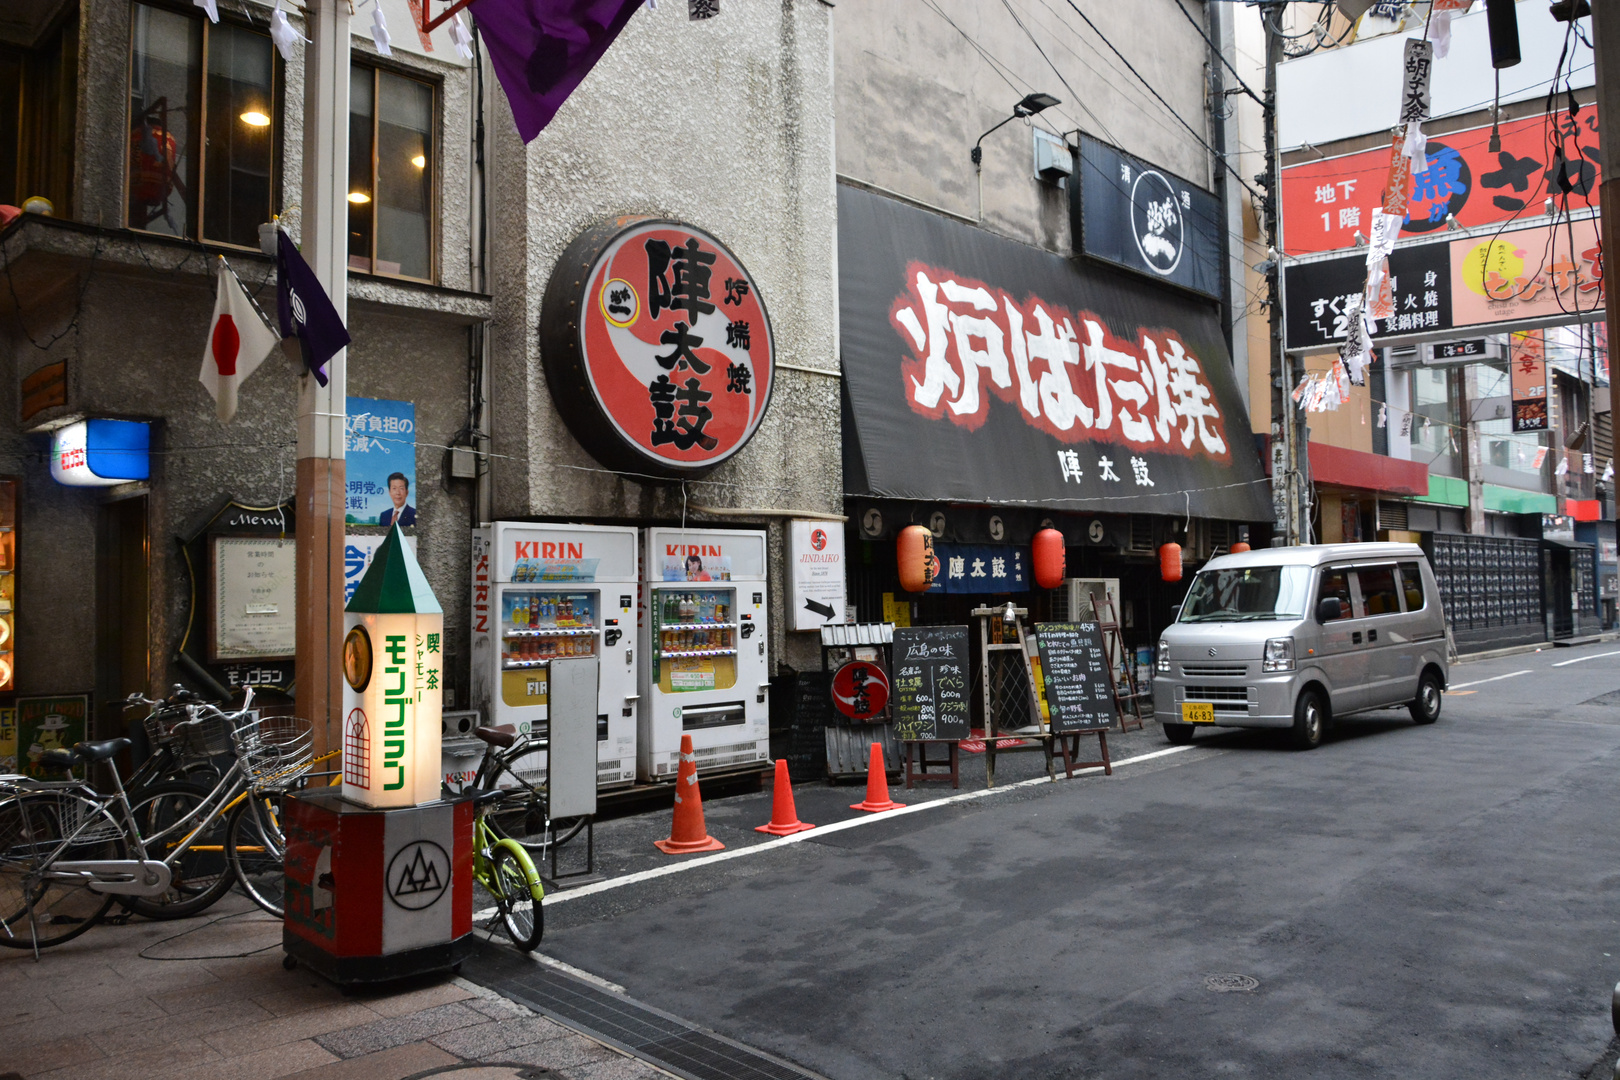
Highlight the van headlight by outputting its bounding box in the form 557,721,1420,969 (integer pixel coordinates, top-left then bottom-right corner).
1155,640,1171,674
1262,637,1295,672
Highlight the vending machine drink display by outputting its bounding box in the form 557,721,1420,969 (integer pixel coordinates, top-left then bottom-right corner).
469,523,638,788
640,527,770,780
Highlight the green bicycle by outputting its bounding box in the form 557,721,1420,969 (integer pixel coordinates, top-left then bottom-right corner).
471,788,544,950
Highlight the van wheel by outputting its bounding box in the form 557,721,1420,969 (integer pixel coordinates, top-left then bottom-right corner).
1409,670,1442,725
1163,724,1195,746
1291,689,1327,750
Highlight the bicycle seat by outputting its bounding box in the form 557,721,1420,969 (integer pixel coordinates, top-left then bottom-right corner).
73,738,132,763
471,787,509,806
474,725,518,749
38,748,78,770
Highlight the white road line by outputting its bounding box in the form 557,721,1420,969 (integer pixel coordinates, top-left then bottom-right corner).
523,743,1198,907
1449,669,1532,690
1552,650,1620,668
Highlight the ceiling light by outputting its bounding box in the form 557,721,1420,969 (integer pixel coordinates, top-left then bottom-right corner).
348,191,371,204
240,110,271,127
411,154,426,169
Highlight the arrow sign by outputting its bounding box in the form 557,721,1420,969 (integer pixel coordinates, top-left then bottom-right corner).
803,598,835,619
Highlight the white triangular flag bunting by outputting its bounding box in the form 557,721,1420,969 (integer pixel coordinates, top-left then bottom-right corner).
1403,120,1428,173
372,5,392,56
194,0,218,22
1556,455,1570,476
270,3,309,62
1603,460,1615,482
449,14,474,59
1377,403,1387,428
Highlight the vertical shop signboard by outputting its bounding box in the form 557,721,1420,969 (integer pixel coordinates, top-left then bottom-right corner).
345,398,418,528
788,520,846,630
890,626,970,741
1509,331,1549,432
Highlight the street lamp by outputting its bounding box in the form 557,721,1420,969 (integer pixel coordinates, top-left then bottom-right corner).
972,92,1061,169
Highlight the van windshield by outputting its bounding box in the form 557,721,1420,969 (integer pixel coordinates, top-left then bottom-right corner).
1179,565,1313,622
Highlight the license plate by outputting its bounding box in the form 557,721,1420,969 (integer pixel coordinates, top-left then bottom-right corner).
1181,702,1215,724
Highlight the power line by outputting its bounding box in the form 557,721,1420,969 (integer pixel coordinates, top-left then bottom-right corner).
995,0,1119,144
1171,0,1264,106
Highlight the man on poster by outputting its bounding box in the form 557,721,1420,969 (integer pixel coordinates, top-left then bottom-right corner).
379,472,416,528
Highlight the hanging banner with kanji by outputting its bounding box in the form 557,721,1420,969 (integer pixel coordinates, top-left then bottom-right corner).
540,218,775,479
1509,330,1548,432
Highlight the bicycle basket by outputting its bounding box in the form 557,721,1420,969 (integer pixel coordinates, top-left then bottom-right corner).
173,713,237,757
232,715,314,788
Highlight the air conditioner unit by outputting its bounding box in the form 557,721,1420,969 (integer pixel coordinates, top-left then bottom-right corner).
1054,578,1120,623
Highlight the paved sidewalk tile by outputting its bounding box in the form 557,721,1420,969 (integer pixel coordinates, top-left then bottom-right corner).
6,1034,107,1076
279,1041,458,1080
29,1036,222,1080
354,980,477,1018
429,1015,576,1058
91,998,275,1056
203,1002,383,1057
163,1038,339,1080
314,1001,489,1059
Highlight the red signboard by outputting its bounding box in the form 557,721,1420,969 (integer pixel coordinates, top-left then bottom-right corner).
1509,330,1548,432
831,659,890,722
540,219,775,478
1282,109,1601,256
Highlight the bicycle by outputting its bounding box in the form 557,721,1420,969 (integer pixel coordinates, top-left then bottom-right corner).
0,691,313,952
470,787,544,951
121,687,231,792
467,725,587,858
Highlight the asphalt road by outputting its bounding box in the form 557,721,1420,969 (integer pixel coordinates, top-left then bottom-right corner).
474,642,1620,1079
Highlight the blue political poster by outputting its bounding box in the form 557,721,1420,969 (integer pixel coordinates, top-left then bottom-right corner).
345,397,417,527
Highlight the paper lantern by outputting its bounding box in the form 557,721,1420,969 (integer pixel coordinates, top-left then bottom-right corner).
897,525,936,593
1159,542,1182,583
1229,541,1252,554
341,525,443,809
1032,528,1066,590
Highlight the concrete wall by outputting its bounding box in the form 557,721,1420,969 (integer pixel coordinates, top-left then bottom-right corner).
834,0,1213,255
485,0,840,675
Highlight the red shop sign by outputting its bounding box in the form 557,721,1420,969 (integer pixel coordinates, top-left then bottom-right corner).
540,218,775,478
831,659,890,722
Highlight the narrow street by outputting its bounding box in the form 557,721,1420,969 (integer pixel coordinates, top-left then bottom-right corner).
462,643,1620,1080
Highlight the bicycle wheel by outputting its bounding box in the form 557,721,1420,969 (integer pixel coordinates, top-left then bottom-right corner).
475,745,587,854
492,846,543,951
0,790,124,949
225,793,285,918
120,781,234,920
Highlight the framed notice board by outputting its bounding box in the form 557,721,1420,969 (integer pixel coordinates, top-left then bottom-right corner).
891,626,971,741
212,536,297,661
1032,622,1117,733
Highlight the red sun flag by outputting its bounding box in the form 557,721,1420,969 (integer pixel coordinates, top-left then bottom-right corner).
199,259,278,423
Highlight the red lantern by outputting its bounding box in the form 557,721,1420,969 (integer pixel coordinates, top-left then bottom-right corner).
1159,542,1182,582
897,525,936,593
1229,541,1252,554
129,125,178,206
1032,528,1066,590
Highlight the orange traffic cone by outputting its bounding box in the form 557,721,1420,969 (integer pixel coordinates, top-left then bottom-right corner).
850,742,903,813
654,734,725,854
756,759,814,835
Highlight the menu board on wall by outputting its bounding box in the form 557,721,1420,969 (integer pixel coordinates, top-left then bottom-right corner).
891,626,970,741
212,536,297,661
1033,623,1117,733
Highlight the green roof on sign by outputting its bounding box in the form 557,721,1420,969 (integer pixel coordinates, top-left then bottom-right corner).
346,525,442,614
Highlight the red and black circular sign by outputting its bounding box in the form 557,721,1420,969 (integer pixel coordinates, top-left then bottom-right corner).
831,659,890,722
540,217,775,478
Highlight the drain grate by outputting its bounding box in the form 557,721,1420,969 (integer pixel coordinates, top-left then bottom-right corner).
1204,973,1259,993
464,946,824,1080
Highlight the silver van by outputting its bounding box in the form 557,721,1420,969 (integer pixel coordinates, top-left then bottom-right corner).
1153,543,1448,750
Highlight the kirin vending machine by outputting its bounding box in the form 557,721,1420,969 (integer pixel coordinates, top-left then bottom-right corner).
470,522,638,787
639,527,770,781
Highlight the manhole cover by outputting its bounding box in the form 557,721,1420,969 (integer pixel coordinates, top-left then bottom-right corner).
1204,973,1259,993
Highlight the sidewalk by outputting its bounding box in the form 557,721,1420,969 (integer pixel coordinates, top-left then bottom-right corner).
1,895,670,1080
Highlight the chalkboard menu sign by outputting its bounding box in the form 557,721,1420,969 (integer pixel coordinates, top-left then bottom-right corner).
1033,623,1116,733
891,626,971,741
785,671,833,782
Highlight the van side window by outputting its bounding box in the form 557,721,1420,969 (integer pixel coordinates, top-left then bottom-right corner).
1318,568,1353,621
1356,565,1401,617
1397,561,1426,612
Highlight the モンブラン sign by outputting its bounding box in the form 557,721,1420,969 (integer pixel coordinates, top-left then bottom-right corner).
540,218,775,479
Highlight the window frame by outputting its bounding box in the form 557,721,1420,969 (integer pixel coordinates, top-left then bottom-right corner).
123,0,280,249
347,59,439,285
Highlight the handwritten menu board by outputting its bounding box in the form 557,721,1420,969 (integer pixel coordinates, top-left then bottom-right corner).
891,626,971,741
785,671,832,782
1033,623,1116,733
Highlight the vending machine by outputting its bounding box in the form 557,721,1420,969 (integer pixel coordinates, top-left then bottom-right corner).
469,522,639,788
639,527,770,781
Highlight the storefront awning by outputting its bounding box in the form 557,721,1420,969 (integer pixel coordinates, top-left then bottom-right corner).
1296,441,1430,498
838,185,1271,521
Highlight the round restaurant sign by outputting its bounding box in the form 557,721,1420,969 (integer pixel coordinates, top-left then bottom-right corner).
831,659,891,722
540,218,775,478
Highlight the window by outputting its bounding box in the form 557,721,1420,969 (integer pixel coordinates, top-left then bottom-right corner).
127,3,275,247
0,7,78,215
1317,567,1352,621
348,64,434,281
1178,566,1313,622
1410,366,1461,460
1397,562,1426,612
1355,565,1401,617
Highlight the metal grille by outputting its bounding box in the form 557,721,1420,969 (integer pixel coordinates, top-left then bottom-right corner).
986,648,1033,730
465,951,824,1080
1127,515,1156,554
1178,663,1247,678
1183,686,1249,704
1378,500,1409,531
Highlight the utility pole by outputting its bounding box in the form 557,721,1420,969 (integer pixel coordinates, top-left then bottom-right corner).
1590,1,1618,512
1261,3,1299,545
295,0,351,757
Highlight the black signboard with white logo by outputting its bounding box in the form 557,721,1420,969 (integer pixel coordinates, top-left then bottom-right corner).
1282,241,1453,352
1073,136,1223,301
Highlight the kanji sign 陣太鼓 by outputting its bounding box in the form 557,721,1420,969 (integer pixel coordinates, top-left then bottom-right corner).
540,219,775,479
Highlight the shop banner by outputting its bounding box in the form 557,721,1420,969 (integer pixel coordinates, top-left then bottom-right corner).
1284,242,1453,351
1509,331,1549,432
788,520,846,630
839,185,1270,521
1282,108,1602,256
923,543,1028,595
345,398,417,528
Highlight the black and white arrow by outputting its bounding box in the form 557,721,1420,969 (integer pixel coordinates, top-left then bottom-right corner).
803,598,835,619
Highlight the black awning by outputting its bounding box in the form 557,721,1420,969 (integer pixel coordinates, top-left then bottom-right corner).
838,184,1271,521
1543,536,1595,551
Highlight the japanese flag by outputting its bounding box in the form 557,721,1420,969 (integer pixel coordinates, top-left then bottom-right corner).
200,259,278,423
